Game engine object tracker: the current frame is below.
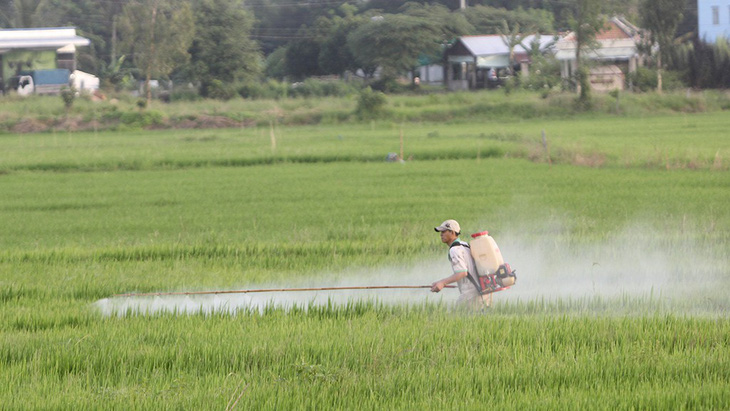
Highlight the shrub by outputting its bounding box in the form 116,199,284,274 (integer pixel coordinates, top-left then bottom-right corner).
630,67,685,92
521,56,562,94
290,79,359,98
239,78,358,100
59,86,76,112
290,79,324,98
318,80,359,97
119,110,164,127
170,89,201,102
355,87,387,119
238,80,288,100
202,79,235,100
368,77,410,93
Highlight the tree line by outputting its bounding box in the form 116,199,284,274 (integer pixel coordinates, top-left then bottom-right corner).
1,0,727,99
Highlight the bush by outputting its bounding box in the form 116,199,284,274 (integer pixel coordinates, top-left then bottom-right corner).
170,89,202,102
119,110,164,128
290,78,359,98
355,87,387,119
202,79,236,100
238,78,358,100
630,67,657,92
503,76,519,95
521,56,562,95
368,77,410,94
630,67,685,92
59,86,76,112
238,80,288,100
289,78,324,98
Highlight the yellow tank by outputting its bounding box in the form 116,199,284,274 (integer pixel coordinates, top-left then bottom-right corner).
470,231,515,288
469,231,503,275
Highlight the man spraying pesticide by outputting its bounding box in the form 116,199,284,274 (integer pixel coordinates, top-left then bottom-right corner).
112,220,513,309
431,219,516,308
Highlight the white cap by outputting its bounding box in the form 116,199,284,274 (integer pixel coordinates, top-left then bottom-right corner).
434,219,460,234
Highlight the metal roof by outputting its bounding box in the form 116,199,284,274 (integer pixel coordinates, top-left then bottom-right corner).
458,34,557,57
0,27,90,51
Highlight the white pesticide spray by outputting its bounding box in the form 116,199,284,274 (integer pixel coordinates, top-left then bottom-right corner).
95,263,453,317
94,220,729,317
493,220,728,315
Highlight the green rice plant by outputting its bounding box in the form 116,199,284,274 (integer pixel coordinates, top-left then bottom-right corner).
0,112,728,408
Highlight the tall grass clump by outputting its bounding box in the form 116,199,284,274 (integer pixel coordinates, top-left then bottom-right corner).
355,87,387,120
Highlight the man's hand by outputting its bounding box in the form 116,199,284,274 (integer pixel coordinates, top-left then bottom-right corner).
431,281,445,293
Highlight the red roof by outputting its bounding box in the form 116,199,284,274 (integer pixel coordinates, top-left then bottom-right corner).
561,16,641,42
596,21,632,40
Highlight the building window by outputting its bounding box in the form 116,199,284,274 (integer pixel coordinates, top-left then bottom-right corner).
712,6,719,25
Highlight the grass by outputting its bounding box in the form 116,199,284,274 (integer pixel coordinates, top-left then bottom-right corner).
2,308,729,409
1,88,730,132
0,98,728,408
0,111,728,173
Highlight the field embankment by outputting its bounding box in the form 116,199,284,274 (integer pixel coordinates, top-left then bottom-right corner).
2,89,730,133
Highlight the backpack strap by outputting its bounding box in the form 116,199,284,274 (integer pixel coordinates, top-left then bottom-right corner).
449,240,470,250
449,241,482,293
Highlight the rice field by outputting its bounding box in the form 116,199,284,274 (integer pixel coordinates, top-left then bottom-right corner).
1,108,729,409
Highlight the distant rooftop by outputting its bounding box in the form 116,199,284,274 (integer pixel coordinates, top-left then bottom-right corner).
555,16,643,61
0,27,90,51
560,16,641,42
458,34,557,56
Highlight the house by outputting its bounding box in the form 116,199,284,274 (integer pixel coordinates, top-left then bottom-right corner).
698,0,730,42
554,16,644,91
444,34,556,91
0,27,91,94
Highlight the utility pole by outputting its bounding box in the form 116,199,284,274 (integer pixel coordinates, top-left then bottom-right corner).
460,0,466,9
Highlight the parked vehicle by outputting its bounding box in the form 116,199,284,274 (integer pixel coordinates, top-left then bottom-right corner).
10,69,71,96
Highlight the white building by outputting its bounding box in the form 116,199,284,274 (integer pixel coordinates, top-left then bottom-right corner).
0,27,93,93
444,34,556,90
698,0,730,42
554,16,644,91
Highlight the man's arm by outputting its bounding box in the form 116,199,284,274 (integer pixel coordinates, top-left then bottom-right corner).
431,270,468,292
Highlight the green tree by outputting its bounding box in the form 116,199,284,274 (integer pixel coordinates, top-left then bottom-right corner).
639,0,684,93
0,0,43,27
399,2,473,40
398,3,473,77
248,0,344,55
316,11,366,77
347,8,470,81
567,0,606,102
187,0,261,93
32,0,128,77
119,0,194,104
265,46,287,80
347,15,441,80
466,5,554,34
497,20,530,76
280,4,366,80
284,38,322,80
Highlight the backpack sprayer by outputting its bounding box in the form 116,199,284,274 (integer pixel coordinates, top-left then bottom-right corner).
455,231,517,295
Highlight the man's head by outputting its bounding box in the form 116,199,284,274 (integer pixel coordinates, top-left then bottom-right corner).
434,219,460,244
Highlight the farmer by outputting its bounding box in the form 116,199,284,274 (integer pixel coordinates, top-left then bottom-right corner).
431,219,492,308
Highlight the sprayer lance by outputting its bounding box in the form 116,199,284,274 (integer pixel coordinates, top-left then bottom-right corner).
115,285,456,298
